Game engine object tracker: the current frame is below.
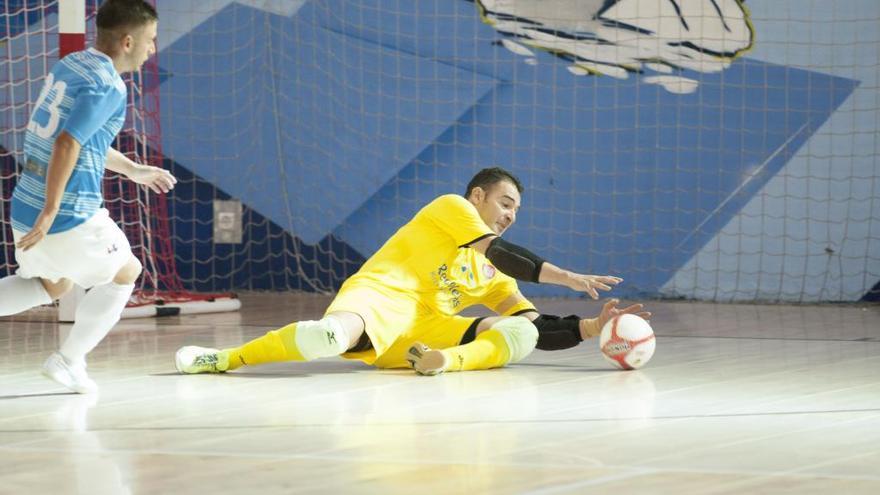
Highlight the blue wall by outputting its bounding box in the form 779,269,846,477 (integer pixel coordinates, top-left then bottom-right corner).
2,0,876,301
158,1,869,299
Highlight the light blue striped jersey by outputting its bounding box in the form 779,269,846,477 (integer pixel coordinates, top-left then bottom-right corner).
11,47,127,234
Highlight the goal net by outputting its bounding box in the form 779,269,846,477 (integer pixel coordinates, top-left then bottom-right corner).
154,0,879,302
5,1,879,304
1,0,238,317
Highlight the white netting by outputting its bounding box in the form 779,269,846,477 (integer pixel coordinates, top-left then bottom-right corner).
5,1,880,302
1,0,236,311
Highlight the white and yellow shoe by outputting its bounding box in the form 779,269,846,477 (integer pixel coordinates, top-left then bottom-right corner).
406,342,449,376
175,346,229,374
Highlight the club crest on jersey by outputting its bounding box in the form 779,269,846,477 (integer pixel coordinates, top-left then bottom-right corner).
482,264,496,279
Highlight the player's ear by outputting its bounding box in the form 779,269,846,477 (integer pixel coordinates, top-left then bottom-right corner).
122,32,134,51
470,186,485,205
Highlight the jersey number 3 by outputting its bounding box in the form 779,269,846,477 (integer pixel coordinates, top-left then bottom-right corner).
27,73,68,139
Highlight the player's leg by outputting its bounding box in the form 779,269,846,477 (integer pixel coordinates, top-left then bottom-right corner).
407,315,538,375
0,275,71,315
4,229,74,315
41,278,74,299
38,210,139,393
175,311,365,374
43,255,140,393
57,255,140,363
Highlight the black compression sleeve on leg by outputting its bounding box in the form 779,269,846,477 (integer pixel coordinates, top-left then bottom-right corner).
533,314,582,351
485,237,546,283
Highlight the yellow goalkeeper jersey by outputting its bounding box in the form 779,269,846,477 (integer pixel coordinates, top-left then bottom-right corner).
342,194,534,316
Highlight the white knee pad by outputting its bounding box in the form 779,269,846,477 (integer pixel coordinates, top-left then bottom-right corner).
493,316,538,363
294,316,351,360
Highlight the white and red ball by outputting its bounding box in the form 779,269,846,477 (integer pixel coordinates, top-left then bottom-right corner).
600,314,656,370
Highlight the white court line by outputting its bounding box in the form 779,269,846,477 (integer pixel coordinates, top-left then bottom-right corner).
2,442,879,483
634,410,880,485
709,449,880,493
502,354,880,479
522,468,659,495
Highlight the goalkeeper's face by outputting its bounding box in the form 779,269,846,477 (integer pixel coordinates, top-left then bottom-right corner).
473,180,521,235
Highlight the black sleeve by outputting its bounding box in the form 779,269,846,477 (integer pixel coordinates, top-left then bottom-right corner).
533,314,582,351
485,237,546,283
458,313,581,351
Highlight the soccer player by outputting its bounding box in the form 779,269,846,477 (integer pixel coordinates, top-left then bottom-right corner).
0,0,175,393
176,167,649,376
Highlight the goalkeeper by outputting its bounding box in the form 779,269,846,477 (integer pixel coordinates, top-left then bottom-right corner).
175,167,649,376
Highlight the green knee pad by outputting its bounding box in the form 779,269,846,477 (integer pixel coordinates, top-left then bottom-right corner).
493,316,538,363
294,316,350,360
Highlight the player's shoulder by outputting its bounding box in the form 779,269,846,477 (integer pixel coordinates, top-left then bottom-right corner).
416,194,479,222
58,49,125,93
424,194,474,211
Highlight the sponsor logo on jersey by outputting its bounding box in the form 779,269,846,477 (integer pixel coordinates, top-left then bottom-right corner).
431,263,462,308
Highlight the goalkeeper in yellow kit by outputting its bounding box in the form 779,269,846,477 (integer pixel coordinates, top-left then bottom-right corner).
175,167,650,375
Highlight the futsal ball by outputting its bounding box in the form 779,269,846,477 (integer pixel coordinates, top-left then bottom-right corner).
600,314,656,370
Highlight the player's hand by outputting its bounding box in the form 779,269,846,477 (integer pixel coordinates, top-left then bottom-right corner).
592,299,652,337
128,165,177,194
16,209,57,251
565,273,622,299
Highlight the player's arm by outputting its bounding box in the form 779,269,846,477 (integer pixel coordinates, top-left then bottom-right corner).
16,131,80,251
484,293,650,350
105,147,176,194
468,235,623,299
428,194,619,298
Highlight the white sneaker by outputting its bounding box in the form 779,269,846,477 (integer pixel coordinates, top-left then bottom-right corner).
175,346,228,374
41,352,98,394
406,342,449,376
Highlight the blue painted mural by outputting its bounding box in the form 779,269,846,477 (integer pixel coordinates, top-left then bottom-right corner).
1,0,874,301
159,1,860,297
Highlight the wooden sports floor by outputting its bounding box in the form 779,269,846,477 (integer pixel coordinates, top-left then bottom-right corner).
2,293,879,494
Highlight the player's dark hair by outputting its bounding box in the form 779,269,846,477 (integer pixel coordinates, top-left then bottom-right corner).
465,167,524,198
96,0,158,38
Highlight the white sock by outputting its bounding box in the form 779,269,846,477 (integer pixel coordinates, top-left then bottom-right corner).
60,282,134,364
0,275,53,316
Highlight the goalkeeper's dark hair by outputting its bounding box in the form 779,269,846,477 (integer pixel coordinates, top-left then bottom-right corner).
96,0,158,39
465,167,524,199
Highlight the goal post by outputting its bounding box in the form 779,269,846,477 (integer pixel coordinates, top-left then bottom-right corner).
1,0,240,319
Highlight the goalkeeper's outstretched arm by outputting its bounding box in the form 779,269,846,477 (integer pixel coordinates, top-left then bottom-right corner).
468,235,623,299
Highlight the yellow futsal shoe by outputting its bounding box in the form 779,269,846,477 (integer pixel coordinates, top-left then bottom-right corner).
406,342,449,376
175,346,229,374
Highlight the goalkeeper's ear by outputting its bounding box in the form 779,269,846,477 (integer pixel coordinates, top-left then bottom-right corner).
467,185,488,206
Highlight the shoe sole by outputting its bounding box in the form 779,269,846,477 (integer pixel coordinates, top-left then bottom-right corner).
416,350,448,375
174,348,196,373
174,350,186,373
407,343,448,376
41,368,95,394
